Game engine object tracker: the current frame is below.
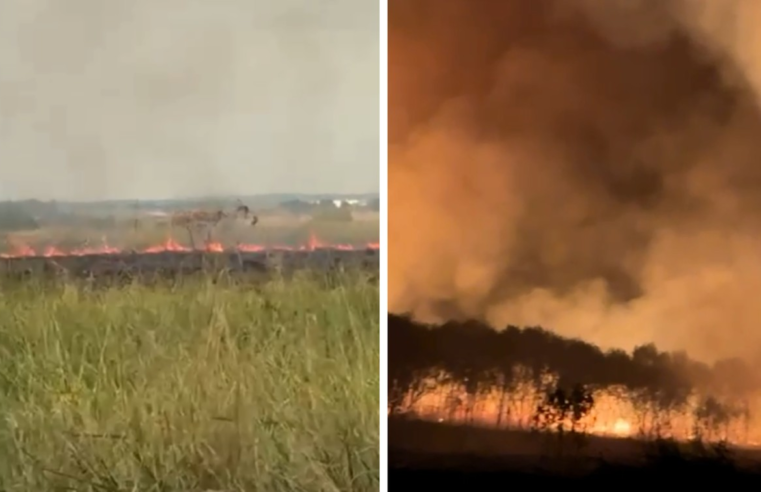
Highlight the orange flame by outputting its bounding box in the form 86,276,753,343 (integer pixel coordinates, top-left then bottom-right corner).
0,232,379,259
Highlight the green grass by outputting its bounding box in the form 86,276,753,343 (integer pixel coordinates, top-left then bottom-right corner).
0,272,379,491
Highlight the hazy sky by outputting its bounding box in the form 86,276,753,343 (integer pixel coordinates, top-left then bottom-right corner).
0,0,378,201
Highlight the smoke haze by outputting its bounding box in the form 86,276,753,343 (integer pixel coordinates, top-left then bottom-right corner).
0,0,378,200
389,0,761,362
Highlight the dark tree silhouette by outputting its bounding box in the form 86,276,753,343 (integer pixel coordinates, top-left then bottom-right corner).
388,313,759,440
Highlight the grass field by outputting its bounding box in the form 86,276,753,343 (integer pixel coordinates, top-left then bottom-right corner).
0,272,379,491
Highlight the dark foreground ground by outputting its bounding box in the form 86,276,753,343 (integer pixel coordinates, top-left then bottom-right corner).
0,248,379,280
389,417,761,487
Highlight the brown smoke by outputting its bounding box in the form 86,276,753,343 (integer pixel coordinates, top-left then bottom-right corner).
389,0,761,362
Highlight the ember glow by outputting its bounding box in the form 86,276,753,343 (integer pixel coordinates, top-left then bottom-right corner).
1,232,380,259
402,384,761,445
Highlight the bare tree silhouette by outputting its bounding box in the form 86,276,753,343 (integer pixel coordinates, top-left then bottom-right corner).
167,201,258,248
388,313,759,443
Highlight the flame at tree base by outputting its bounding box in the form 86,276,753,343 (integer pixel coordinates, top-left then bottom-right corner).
395,382,761,447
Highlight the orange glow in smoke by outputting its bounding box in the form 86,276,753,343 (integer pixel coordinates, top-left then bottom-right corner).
0,232,379,259
407,388,644,438
403,383,761,445
611,418,633,436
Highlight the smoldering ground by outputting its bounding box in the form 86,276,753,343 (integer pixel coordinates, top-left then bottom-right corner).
389,0,761,362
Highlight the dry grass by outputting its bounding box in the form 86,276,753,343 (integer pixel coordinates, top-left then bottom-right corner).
4,218,380,252
0,272,379,491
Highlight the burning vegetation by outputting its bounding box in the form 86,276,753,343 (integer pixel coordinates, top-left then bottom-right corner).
389,315,761,446
0,233,379,259
389,0,761,456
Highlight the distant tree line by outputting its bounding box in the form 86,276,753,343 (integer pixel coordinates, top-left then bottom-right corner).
0,197,380,232
389,314,758,439
0,200,122,232
278,199,368,222
0,201,40,232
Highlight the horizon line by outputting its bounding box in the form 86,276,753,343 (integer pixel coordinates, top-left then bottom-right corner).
0,191,381,205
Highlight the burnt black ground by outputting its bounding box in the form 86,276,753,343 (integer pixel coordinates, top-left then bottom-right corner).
389,417,761,488
0,248,379,280
389,464,761,488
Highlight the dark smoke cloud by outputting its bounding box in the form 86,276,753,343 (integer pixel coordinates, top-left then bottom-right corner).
389,0,761,361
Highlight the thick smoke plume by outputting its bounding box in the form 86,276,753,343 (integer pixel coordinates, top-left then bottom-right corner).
389,0,761,362
0,0,377,200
